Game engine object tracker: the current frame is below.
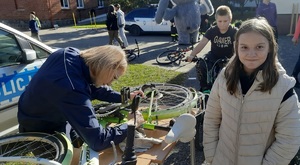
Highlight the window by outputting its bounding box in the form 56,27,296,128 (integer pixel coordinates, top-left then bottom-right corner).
60,0,69,9
0,30,22,67
30,44,50,59
76,0,84,8
98,0,104,8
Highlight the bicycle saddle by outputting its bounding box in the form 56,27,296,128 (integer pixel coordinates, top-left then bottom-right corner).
165,113,196,143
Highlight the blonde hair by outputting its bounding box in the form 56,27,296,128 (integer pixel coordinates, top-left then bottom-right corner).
81,45,127,85
215,5,232,20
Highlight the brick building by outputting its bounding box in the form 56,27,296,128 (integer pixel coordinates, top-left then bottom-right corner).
0,0,107,29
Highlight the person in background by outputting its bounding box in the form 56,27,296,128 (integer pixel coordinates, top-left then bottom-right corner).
203,17,300,165
29,13,41,41
18,45,144,153
170,18,178,42
291,17,300,87
106,5,124,48
186,5,238,92
31,11,41,28
198,14,211,40
114,4,128,48
256,0,278,42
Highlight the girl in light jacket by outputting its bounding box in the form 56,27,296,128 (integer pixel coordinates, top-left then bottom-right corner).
203,17,300,165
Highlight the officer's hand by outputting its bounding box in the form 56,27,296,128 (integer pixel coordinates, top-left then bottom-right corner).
130,90,144,100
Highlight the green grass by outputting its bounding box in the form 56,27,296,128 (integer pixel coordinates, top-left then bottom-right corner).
111,64,186,91
92,64,186,104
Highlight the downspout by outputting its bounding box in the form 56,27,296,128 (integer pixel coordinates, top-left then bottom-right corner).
47,0,54,27
14,0,18,9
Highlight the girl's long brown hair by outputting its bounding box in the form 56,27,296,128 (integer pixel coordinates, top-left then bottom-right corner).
224,17,279,95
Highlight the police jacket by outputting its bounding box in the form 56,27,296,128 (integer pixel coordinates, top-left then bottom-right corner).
18,47,128,152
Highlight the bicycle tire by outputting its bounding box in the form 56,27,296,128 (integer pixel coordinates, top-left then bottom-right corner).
167,51,183,64
135,83,197,120
0,132,73,165
194,111,205,151
194,92,209,151
127,53,137,62
156,50,177,65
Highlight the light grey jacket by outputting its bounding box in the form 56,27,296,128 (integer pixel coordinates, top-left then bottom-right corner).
203,63,300,165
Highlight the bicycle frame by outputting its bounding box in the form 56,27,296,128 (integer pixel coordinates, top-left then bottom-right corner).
156,44,194,65
194,56,228,92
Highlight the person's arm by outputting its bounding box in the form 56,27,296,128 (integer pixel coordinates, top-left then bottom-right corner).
90,85,121,103
293,17,300,44
116,11,121,26
61,90,128,152
106,15,111,30
186,37,209,62
262,92,300,164
203,74,222,163
119,11,125,27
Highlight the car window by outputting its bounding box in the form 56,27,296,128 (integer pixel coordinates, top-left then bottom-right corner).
30,43,50,59
126,8,156,20
0,29,22,67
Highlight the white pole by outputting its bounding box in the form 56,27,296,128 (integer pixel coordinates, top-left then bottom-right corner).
295,3,299,32
288,3,295,36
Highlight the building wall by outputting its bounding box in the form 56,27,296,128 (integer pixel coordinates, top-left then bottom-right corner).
272,0,299,35
0,0,105,29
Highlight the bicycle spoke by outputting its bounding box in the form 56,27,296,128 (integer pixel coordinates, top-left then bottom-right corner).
138,83,192,112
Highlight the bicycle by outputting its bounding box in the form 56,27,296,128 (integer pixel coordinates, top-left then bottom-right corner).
156,45,194,65
123,39,140,62
0,83,201,165
95,83,199,130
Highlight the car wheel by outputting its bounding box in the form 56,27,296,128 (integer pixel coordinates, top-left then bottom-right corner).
130,25,142,36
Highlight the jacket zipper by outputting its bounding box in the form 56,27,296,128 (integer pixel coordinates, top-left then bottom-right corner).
234,93,245,165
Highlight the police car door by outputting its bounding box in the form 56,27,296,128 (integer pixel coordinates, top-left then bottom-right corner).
0,28,50,110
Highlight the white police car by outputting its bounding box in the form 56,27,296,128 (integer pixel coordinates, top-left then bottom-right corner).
0,23,55,135
125,6,171,36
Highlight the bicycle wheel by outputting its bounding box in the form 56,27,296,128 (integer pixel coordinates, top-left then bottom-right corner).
127,53,137,62
135,83,197,120
156,50,177,65
168,52,183,64
0,132,73,165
